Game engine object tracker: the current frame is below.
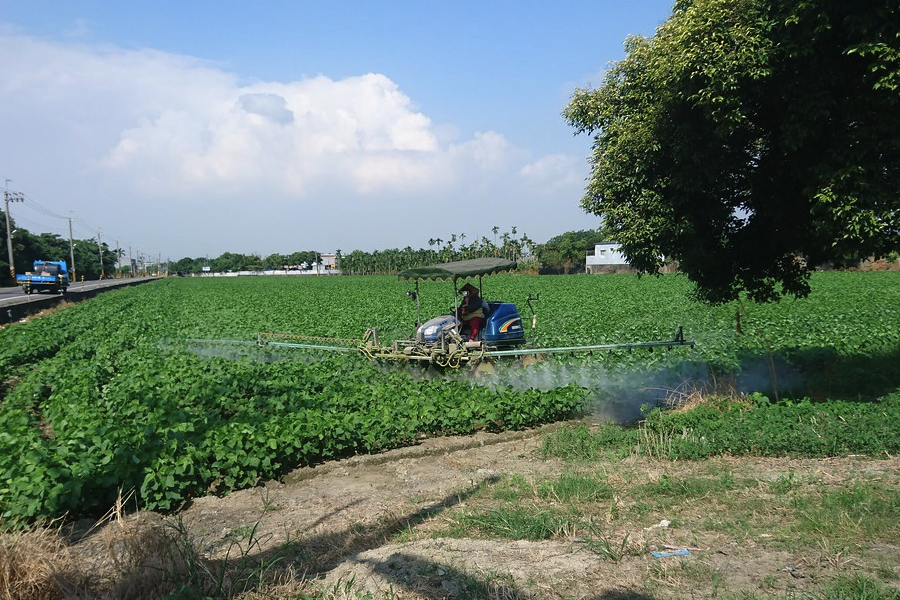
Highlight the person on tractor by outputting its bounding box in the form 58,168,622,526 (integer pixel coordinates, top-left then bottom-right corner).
457,282,485,341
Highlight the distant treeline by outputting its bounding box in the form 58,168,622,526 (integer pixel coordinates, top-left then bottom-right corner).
170,229,612,276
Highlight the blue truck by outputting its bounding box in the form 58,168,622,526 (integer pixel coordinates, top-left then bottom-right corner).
16,260,70,294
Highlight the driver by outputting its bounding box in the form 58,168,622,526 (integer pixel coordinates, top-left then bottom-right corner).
457,282,485,342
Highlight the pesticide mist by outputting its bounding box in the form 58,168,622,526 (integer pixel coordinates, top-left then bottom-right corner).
453,355,803,423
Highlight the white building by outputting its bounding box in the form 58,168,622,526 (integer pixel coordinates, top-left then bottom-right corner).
586,242,630,273
319,253,338,270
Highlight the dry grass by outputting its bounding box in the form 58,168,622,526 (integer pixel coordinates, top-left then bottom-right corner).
1,489,220,600
88,502,182,600
662,379,756,413
0,520,91,600
0,490,165,600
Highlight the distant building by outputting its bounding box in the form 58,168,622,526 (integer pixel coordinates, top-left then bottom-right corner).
320,253,338,270
586,242,631,274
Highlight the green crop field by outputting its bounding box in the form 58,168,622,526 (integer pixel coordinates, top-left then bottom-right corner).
1,271,898,524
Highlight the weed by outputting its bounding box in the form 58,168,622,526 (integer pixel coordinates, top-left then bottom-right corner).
640,472,737,501
630,500,653,518
794,482,900,543
257,487,281,513
815,538,854,570
473,571,521,600
875,564,898,582
449,505,572,541
153,517,280,600
225,524,256,542
315,575,399,599
537,472,614,503
771,470,799,495
580,528,644,563
492,473,534,502
821,573,900,599
540,422,634,461
636,419,676,459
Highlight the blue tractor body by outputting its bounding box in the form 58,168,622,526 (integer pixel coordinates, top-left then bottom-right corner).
416,301,526,346
481,302,525,345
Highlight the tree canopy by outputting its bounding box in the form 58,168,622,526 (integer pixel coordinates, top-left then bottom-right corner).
535,229,608,274
565,0,900,303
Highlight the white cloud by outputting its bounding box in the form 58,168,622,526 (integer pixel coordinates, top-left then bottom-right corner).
0,27,594,255
521,153,586,188
98,71,452,196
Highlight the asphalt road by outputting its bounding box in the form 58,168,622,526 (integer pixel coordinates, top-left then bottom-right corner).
0,277,158,321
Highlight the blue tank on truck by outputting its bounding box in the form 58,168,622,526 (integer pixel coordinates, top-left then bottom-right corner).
16,260,70,294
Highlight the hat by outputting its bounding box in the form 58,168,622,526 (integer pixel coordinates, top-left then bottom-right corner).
460,282,478,294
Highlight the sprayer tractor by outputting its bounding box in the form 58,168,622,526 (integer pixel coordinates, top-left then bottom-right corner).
248,258,693,369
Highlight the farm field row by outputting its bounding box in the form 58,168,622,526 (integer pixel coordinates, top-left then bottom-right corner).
1,271,898,524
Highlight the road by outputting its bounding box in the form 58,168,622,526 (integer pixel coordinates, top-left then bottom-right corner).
0,277,158,323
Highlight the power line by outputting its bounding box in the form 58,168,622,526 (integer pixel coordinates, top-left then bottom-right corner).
2,182,165,276
9,213,68,236
21,195,70,220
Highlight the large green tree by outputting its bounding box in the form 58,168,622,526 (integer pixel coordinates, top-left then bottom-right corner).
565,0,900,303
536,230,607,274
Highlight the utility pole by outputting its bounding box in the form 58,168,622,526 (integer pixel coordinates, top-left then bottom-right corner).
115,240,121,278
68,216,76,282
96,231,105,280
4,180,24,280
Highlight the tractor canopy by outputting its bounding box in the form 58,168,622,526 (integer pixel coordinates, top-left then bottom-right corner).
398,258,517,282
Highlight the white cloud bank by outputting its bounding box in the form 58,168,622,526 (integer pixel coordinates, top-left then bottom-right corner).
100,72,457,197
0,27,595,256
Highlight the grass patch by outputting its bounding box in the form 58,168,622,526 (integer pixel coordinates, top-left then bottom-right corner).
537,472,614,503
735,573,900,599
791,481,900,543
540,422,635,461
639,471,744,499
489,473,533,503
823,574,900,600
447,505,574,541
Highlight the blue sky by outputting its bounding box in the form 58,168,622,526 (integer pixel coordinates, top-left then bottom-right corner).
0,1,674,260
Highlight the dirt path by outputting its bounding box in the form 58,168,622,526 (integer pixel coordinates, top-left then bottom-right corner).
124,422,896,599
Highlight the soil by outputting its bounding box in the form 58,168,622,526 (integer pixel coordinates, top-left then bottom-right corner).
68,420,900,599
